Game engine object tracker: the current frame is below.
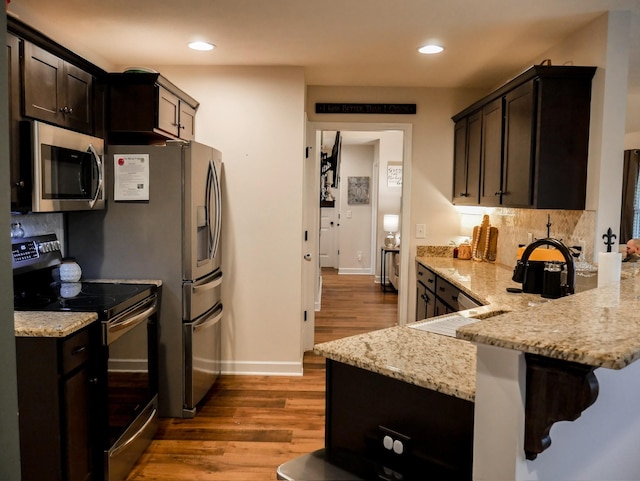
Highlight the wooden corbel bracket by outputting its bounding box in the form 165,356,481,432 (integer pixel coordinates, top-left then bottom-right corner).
524,353,599,460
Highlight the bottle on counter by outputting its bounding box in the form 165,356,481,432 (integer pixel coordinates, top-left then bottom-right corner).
10,222,24,238
451,241,459,258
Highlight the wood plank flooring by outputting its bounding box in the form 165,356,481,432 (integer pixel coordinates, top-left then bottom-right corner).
126,268,398,480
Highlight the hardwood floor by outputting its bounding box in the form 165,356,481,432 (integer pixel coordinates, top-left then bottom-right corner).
126,268,398,480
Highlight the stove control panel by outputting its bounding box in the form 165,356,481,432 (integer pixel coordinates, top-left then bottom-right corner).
12,234,63,275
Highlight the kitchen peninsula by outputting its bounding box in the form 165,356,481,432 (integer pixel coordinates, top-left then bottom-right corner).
315,256,640,480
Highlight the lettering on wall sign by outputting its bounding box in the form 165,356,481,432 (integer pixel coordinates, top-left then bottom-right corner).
315,103,417,114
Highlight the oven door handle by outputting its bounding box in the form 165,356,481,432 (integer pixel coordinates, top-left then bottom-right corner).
107,299,157,338
110,407,157,457
87,143,103,209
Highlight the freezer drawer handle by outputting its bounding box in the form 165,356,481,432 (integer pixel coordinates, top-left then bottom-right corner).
191,274,223,294
193,308,223,333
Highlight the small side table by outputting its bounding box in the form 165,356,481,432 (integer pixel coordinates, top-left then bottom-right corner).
380,246,399,292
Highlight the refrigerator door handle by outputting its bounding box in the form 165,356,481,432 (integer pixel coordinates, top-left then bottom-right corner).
207,158,222,261
193,305,223,333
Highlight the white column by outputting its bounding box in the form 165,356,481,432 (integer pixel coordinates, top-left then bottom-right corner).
472,344,528,480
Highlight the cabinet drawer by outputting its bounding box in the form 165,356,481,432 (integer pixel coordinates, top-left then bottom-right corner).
61,328,91,375
416,263,436,291
436,277,461,310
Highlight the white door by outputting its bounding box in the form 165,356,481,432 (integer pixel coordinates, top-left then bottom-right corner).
319,207,338,268
301,123,320,352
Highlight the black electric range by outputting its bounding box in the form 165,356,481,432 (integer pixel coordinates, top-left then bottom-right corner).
12,234,157,319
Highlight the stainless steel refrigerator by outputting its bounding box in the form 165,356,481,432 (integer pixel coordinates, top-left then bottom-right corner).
68,140,223,418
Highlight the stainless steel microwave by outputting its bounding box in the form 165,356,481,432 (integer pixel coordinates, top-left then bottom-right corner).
26,121,105,212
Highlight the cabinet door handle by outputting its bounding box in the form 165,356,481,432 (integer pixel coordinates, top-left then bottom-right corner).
72,345,87,355
14,180,24,188
494,191,503,196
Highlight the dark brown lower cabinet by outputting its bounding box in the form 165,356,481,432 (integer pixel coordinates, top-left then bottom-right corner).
16,325,98,481
325,360,474,480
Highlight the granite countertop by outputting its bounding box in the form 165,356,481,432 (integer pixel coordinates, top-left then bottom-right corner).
14,278,162,338
315,326,477,401
315,255,638,401
15,311,98,338
457,273,640,369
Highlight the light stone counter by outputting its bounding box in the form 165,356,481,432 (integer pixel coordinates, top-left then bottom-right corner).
314,326,477,401
457,274,640,369
15,311,98,338
314,256,634,400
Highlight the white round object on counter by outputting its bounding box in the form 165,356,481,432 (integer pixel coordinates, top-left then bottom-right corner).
59,258,82,282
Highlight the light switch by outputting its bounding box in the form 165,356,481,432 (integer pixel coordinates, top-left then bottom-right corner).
416,224,426,238
346,210,352,219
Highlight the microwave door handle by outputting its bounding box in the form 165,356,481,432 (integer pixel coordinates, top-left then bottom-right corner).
87,143,103,209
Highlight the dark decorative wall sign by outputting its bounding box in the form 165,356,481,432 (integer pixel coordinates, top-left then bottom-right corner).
316,103,416,114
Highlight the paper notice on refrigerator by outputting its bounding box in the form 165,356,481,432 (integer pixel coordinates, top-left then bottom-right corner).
113,154,150,201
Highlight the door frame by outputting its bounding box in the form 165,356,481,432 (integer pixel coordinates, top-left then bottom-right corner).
309,121,412,326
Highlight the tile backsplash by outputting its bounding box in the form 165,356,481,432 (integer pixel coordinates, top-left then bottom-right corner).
10,213,65,247
488,208,595,266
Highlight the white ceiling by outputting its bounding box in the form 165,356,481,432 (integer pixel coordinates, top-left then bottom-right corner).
8,0,640,92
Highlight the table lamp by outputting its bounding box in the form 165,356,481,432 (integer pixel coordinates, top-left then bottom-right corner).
383,215,399,248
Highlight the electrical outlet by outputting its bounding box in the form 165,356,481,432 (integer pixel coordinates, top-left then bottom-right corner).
379,426,411,457
357,251,363,261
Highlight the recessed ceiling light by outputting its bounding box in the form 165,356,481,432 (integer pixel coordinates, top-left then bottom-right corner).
418,44,444,55
189,41,215,51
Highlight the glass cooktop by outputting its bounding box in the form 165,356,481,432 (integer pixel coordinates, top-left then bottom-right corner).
14,281,157,320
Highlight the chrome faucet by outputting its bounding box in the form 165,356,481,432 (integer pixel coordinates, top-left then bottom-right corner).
512,237,576,296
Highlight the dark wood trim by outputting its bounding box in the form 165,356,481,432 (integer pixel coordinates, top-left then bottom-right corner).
8,15,107,78
524,354,599,460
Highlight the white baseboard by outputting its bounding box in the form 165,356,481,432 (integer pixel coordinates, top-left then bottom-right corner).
338,267,373,275
220,360,303,376
108,358,147,372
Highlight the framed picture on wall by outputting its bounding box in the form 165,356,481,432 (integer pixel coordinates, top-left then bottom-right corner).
387,162,402,187
347,176,370,204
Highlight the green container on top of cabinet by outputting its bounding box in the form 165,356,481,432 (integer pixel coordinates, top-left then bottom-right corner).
452,65,596,210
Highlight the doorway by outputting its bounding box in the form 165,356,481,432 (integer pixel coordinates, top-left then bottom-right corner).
310,122,412,328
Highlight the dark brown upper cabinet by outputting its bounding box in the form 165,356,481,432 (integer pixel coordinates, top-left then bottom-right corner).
452,109,482,204
452,65,596,210
23,42,94,134
108,73,199,144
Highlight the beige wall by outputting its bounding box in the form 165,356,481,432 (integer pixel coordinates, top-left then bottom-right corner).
146,65,307,374
307,86,486,322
